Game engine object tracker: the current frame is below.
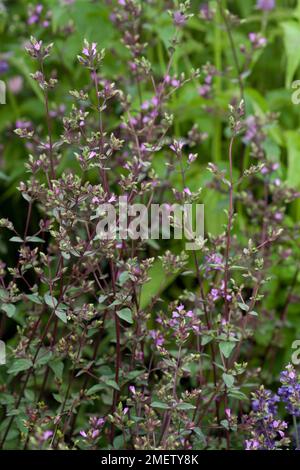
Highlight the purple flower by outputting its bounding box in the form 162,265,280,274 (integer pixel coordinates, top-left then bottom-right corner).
205,253,223,273
251,387,279,415
8,76,23,94
198,84,211,98
278,364,300,417
244,386,288,450
188,153,198,163
249,33,267,49
171,78,180,87
173,11,187,27
274,212,283,222
245,439,260,450
170,139,185,154
274,178,281,187
141,100,150,110
81,41,98,62
91,429,100,439
256,0,275,11
80,416,105,441
28,14,39,25
15,120,32,130
41,430,53,441
0,60,9,74
88,151,97,159
34,42,42,52
200,3,214,21
210,288,219,302
149,330,164,347
244,116,258,143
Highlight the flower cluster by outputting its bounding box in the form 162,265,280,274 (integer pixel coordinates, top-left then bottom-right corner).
80,417,105,443
27,3,51,29
244,387,289,450
256,0,275,11
278,364,300,417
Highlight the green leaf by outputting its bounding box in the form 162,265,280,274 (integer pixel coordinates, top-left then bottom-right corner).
193,427,206,443
49,360,64,380
117,308,133,324
25,236,45,243
8,359,33,375
176,402,196,410
35,351,53,367
285,130,300,189
118,271,130,286
201,335,213,346
53,393,63,403
9,236,24,243
140,260,177,309
281,22,300,87
238,302,249,312
124,369,144,381
151,401,170,410
228,389,248,401
219,341,236,358
1,303,16,318
98,295,107,304
44,294,58,309
26,294,42,305
113,433,130,449
86,384,106,396
249,311,258,317
100,377,120,391
0,288,9,302
55,309,67,323
222,373,235,389
9,56,44,102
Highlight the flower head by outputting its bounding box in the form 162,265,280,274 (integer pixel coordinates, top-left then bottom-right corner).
0,60,9,74
256,0,275,11
173,10,187,26
278,364,300,417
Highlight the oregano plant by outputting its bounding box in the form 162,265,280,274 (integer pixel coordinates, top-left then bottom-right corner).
0,0,300,452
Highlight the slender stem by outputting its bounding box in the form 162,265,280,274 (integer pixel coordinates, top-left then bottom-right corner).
93,69,109,193
222,134,235,450
40,61,55,180
217,0,245,105
213,2,222,162
172,344,182,399
224,135,235,321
